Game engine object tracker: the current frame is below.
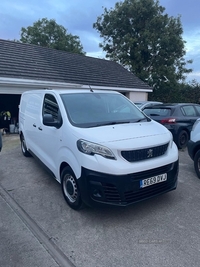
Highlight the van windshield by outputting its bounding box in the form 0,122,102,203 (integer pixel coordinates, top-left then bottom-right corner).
60,92,149,128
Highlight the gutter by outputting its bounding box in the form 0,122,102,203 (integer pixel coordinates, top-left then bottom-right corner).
0,77,153,93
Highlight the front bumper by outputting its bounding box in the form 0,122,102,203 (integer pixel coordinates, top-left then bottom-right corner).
78,160,179,207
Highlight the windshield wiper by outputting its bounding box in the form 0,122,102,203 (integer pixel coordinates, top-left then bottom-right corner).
135,118,150,122
107,121,132,125
92,121,132,127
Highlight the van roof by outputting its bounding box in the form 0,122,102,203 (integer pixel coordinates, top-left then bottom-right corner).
22,89,121,95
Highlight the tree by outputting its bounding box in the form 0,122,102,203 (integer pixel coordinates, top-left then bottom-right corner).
179,81,200,104
20,18,85,55
93,0,192,98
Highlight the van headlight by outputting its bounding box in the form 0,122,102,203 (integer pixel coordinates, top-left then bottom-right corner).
77,139,116,159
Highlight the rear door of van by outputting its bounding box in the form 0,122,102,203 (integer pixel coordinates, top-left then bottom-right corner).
21,92,43,155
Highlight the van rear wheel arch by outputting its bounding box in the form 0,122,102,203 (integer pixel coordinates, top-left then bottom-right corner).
20,133,32,157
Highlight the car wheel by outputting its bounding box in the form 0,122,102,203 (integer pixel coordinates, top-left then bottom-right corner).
61,166,83,210
21,134,31,157
177,130,189,149
194,150,200,179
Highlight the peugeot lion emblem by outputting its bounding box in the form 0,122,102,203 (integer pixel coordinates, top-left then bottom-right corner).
147,149,153,158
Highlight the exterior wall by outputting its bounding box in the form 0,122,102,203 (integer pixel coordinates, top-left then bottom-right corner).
125,91,148,102
0,77,152,96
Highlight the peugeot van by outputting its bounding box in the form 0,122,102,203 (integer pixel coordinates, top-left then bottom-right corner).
19,89,179,210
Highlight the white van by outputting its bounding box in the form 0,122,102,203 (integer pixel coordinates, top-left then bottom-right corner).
19,89,179,210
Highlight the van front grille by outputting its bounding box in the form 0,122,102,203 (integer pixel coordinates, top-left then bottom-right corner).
124,180,174,203
121,143,169,162
130,163,173,180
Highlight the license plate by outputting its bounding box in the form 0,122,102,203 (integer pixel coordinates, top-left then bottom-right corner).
140,173,167,188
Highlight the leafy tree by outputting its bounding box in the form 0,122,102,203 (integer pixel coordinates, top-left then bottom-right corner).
93,0,192,98
20,18,85,55
179,81,200,104
150,80,200,103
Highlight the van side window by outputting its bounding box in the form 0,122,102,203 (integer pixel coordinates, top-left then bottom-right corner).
43,94,59,120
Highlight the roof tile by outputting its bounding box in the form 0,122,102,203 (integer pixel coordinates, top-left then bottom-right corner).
0,39,151,90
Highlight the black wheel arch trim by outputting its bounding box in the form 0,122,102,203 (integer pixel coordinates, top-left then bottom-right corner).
188,140,200,160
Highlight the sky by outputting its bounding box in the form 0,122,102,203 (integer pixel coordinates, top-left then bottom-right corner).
1,0,200,82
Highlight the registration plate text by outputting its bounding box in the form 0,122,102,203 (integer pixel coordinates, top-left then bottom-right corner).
140,173,167,188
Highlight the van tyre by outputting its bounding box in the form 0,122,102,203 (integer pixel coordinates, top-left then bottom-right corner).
61,166,83,210
21,134,31,157
194,150,200,179
177,130,189,149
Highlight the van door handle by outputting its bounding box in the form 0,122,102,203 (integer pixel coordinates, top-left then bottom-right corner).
38,127,42,131
33,124,36,127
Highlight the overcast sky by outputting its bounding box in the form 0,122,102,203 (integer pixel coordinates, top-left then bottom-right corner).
1,0,200,82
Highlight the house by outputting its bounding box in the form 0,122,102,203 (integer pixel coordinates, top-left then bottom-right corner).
0,39,152,129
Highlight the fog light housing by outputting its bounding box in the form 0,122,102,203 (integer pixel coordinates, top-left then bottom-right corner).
92,189,103,198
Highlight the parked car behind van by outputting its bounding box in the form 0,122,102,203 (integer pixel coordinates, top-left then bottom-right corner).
19,89,179,210
143,103,200,149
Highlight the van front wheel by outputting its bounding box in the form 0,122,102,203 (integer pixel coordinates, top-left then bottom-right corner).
61,167,83,210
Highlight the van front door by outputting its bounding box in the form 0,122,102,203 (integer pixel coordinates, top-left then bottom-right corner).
35,93,62,176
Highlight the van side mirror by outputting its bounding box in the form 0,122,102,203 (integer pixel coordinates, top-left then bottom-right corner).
43,114,62,129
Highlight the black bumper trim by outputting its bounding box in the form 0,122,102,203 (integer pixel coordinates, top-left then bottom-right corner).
77,160,179,207
187,140,200,161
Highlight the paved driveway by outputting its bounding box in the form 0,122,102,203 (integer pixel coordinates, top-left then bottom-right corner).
0,135,200,267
